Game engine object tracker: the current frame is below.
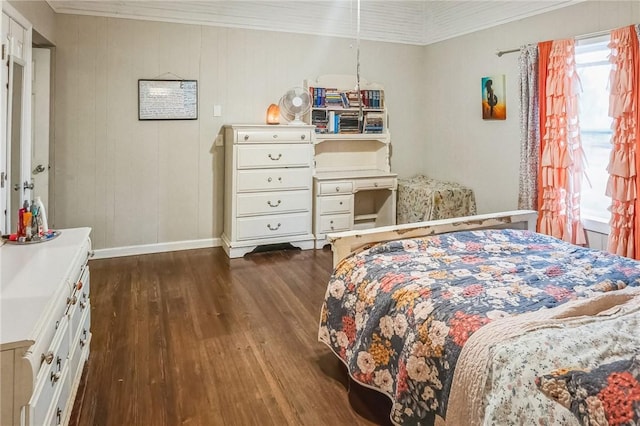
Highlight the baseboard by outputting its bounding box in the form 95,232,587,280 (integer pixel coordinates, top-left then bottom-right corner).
92,238,222,259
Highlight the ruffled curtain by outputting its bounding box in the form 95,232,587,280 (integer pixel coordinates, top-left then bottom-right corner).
538,39,586,245
518,45,539,210
606,26,639,257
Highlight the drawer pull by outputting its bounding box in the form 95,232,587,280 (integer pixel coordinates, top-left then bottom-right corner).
339,201,343,205
272,134,278,139
268,153,282,160
267,200,281,207
244,134,249,141
301,134,306,140
51,371,61,383
267,223,281,231
374,182,379,187
42,351,54,364
336,187,340,192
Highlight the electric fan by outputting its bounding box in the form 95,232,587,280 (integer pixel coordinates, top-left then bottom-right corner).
279,87,311,125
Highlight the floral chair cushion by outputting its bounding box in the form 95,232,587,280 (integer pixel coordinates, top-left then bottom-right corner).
536,353,640,426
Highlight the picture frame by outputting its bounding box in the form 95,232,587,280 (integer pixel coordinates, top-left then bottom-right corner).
138,79,198,120
481,75,506,120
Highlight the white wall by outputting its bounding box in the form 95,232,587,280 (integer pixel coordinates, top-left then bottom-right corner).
54,15,424,249
54,2,640,250
421,1,640,214
8,0,54,44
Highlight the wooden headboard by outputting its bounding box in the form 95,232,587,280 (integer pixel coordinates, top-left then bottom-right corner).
327,210,538,267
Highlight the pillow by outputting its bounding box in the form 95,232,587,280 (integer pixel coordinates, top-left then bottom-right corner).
536,354,640,426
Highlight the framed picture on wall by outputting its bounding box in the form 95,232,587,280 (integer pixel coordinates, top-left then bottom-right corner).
481,75,506,120
138,79,198,120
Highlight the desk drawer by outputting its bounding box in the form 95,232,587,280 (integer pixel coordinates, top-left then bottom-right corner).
237,190,310,216
237,145,310,169
236,213,310,241
354,177,396,191
237,129,311,143
318,181,353,195
319,214,351,233
318,194,352,214
237,168,310,192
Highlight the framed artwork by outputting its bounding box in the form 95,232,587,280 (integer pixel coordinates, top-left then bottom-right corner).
138,79,198,120
481,75,506,120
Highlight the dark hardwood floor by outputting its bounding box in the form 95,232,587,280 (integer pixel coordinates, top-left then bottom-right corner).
70,246,390,426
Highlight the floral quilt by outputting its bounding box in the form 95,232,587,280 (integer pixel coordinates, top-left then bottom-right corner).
318,229,640,425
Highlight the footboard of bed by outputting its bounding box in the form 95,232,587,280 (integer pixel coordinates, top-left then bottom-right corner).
327,209,538,267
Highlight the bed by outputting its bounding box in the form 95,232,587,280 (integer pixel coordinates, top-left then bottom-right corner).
318,210,640,426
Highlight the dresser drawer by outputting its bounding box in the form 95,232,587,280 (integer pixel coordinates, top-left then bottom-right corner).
318,181,353,195
237,190,310,216
237,168,311,192
29,286,70,377
237,144,311,169
69,308,91,386
318,194,352,215
27,318,70,426
319,214,352,233
236,213,310,241
68,266,90,339
43,363,71,426
237,129,311,143
354,177,397,191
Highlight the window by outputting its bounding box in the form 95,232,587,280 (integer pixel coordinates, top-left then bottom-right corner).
575,36,612,226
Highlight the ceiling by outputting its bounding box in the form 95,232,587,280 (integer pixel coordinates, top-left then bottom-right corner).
47,1,582,46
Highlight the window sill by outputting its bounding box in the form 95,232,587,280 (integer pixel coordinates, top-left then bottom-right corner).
582,216,610,235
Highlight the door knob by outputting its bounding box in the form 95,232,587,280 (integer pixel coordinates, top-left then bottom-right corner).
33,164,46,174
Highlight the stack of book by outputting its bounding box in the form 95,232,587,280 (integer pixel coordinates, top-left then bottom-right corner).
312,110,329,133
363,112,384,133
339,112,360,133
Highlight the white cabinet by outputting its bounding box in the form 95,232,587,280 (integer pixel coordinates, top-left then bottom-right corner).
307,76,397,248
0,228,92,426
222,124,315,258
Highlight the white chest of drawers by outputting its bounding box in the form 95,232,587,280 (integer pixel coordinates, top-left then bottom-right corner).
0,228,92,426
222,124,315,258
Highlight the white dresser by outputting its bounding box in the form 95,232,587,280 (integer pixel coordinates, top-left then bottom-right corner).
222,124,315,258
0,228,92,426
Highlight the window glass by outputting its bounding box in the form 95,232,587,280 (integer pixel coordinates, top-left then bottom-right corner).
575,37,612,222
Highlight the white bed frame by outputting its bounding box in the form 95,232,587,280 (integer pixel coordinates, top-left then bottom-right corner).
327,210,538,267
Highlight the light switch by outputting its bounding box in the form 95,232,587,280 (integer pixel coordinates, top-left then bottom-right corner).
213,105,222,117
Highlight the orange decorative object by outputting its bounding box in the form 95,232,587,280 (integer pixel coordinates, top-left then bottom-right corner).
266,103,280,125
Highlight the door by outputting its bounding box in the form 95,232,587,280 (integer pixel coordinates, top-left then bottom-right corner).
7,55,25,233
31,47,50,213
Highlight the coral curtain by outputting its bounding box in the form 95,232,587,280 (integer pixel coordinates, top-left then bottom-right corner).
538,39,586,245
518,44,540,210
607,25,640,258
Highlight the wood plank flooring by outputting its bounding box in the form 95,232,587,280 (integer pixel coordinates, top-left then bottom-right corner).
70,247,390,426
